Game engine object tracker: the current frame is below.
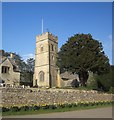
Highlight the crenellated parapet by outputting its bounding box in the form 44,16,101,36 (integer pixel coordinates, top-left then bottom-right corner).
36,32,58,43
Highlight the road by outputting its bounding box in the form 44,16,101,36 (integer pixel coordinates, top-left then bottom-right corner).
3,107,113,118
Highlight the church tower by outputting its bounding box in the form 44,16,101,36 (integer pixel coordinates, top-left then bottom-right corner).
33,32,58,88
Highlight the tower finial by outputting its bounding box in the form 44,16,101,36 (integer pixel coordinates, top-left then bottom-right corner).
42,19,43,34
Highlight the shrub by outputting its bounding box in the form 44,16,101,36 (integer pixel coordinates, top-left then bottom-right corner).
2,107,10,112
87,102,94,106
10,106,20,112
109,87,114,94
95,102,99,106
28,106,34,111
99,101,104,106
106,101,110,104
67,103,73,108
83,103,89,107
49,105,57,109
58,104,65,108
33,105,40,111
20,106,29,111
42,105,49,110
78,102,84,107
0,107,2,112
112,101,114,105
73,103,77,107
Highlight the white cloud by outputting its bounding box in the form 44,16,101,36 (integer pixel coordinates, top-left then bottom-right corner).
22,53,35,62
23,53,35,58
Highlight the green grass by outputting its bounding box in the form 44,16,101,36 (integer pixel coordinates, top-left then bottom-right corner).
2,102,113,116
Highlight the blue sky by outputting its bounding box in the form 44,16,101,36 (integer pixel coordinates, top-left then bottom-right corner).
2,2,112,64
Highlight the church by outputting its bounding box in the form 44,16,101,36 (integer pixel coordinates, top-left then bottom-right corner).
33,32,79,88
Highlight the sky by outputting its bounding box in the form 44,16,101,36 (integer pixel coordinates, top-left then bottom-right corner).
2,2,112,64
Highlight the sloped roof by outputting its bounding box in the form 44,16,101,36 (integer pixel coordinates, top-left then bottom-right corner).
0,56,20,72
8,58,20,72
60,71,78,81
0,56,7,64
8,58,17,67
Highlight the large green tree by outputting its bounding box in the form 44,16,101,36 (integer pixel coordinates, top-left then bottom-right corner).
57,33,110,86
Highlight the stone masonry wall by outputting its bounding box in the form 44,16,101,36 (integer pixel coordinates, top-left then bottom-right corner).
1,88,112,107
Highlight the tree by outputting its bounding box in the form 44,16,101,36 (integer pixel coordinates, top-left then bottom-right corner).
25,58,35,84
94,65,113,92
26,58,35,72
57,33,110,86
0,49,10,57
12,53,28,72
20,58,35,85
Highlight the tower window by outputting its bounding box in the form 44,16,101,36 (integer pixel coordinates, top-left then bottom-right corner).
39,71,44,82
35,79,38,86
41,47,43,51
40,45,43,52
51,44,54,51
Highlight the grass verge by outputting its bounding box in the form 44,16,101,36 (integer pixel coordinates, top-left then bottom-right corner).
2,102,113,116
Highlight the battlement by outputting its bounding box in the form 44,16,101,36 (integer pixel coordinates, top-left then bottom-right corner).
36,32,58,42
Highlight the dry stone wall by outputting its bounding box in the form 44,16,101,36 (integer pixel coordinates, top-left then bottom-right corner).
1,88,112,107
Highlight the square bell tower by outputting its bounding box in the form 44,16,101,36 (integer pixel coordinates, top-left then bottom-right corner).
33,32,58,88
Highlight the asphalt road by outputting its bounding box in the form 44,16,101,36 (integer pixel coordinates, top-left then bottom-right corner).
3,107,113,118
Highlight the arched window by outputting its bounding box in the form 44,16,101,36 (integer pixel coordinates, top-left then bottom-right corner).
39,71,44,82
40,45,43,52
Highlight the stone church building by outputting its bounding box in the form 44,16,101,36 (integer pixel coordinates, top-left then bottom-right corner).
33,32,79,88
